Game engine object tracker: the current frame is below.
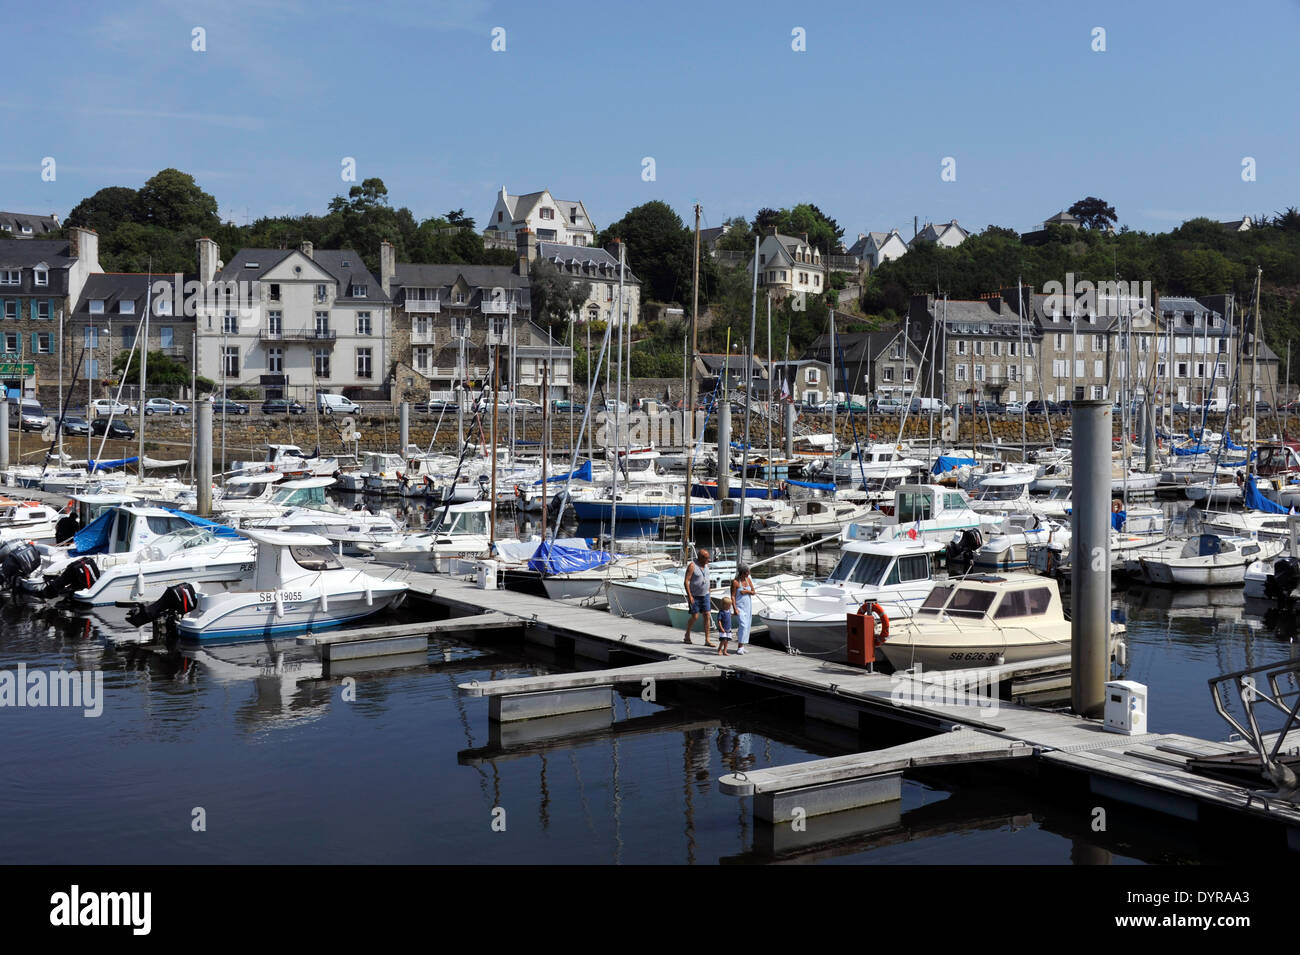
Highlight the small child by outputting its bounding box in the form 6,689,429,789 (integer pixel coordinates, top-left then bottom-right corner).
717,597,734,655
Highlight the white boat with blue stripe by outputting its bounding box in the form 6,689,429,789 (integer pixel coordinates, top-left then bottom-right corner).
177,528,408,643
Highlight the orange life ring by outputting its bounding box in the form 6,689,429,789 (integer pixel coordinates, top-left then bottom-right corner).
856,601,890,644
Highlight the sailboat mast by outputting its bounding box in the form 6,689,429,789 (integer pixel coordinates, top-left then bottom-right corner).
738,234,758,555
138,268,151,473
682,204,700,559
490,340,499,547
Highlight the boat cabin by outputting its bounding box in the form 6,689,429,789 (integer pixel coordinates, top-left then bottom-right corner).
72,492,142,526
1178,534,1262,560
243,528,343,591
1256,441,1300,478
915,575,1061,623
360,452,405,474
75,505,197,557
270,476,336,508
430,502,491,536
971,472,1034,502
826,539,944,589
219,472,284,503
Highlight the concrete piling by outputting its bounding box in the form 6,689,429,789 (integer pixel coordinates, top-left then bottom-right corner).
717,401,731,499
0,398,8,472
784,401,795,459
399,401,410,454
1070,399,1111,718
196,399,213,517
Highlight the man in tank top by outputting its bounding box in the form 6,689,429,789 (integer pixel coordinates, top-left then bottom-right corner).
682,548,714,647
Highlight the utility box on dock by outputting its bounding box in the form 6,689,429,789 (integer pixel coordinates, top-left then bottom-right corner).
476,560,498,591
1104,680,1147,735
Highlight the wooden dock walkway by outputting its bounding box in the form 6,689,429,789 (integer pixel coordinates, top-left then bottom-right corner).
340,559,1300,844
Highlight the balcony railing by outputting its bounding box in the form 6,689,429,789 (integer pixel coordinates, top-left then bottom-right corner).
480,300,516,315
405,298,441,313
410,330,438,345
259,329,337,342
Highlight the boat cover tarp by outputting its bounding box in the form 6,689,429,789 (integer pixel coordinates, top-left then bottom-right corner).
1244,475,1287,514
1173,445,1209,456
527,539,614,576
71,509,114,555
88,456,139,472
533,459,592,485
162,508,241,539
785,479,836,491
494,536,588,564
932,455,977,474
1225,436,1246,451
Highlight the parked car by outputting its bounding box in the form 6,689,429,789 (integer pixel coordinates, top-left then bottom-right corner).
90,398,137,417
1253,401,1272,415
1025,401,1051,415
60,416,90,436
425,398,459,413
91,417,135,439
211,399,249,416
317,393,362,416
873,397,906,414
261,398,306,415
509,398,542,412
9,398,50,433
1283,400,1300,414
835,399,871,413
908,397,949,415
972,401,1005,415
552,400,585,414
1003,400,1025,415
955,402,975,417
144,397,189,416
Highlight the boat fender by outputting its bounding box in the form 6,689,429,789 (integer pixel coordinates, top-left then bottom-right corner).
275,591,284,618
855,601,889,644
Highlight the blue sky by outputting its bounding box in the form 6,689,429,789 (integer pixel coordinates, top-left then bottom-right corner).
3,0,1298,240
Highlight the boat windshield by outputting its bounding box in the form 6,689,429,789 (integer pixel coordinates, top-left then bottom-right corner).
945,587,997,618
274,485,328,507
993,587,1053,619
290,545,343,571
224,482,270,500
829,553,891,586
977,485,1025,501
449,510,489,535
918,585,954,614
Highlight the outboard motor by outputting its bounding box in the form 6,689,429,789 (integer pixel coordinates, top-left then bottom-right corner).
125,582,198,629
0,540,41,592
36,556,101,599
1266,557,1300,602
944,528,983,575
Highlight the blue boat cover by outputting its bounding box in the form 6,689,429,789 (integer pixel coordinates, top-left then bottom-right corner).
527,539,613,576
71,510,115,555
1225,436,1246,451
533,459,592,485
785,479,835,491
1172,445,1209,456
1244,474,1287,514
88,456,139,472
932,455,976,474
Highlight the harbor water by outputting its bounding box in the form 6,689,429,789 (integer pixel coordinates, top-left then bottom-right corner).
2,494,1296,864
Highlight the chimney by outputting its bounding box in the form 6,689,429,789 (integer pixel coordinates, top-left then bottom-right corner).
516,228,536,278
66,226,101,303
300,240,314,259
196,236,220,285
913,216,918,239
768,225,778,236
379,240,396,297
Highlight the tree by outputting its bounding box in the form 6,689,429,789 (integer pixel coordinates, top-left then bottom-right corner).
67,186,139,233
112,350,215,395
598,201,695,303
445,209,475,230
1067,197,1118,231
714,216,754,253
529,258,592,334
982,224,1020,240
132,169,220,233
1273,207,1300,233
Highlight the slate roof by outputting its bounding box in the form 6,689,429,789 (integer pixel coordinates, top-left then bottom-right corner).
538,241,640,284
0,211,59,237
0,238,75,268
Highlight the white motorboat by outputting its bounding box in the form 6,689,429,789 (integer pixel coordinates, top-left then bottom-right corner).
357,501,491,573
606,561,739,626
879,573,1101,672
232,443,339,478
0,500,64,542
1244,514,1300,601
236,476,404,551
177,528,408,642
972,514,1067,571
864,484,1002,544
210,472,285,516
757,538,944,660
1136,533,1283,587
68,525,256,606
754,498,876,544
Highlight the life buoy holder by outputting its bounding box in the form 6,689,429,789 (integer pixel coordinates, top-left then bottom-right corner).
856,601,889,645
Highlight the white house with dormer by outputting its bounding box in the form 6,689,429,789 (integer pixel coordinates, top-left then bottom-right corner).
846,229,910,271
749,229,825,299
483,187,597,247
909,219,969,249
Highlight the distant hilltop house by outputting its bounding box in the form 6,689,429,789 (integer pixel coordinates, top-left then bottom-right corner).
846,229,909,271
748,228,825,300
909,219,969,249
0,211,60,238
1220,215,1253,232
1043,210,1082,230
483,187,596,248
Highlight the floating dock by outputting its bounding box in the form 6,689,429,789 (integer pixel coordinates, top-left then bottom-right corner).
333,558,1300,851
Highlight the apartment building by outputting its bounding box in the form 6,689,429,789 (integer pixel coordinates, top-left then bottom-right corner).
193,239,391,403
